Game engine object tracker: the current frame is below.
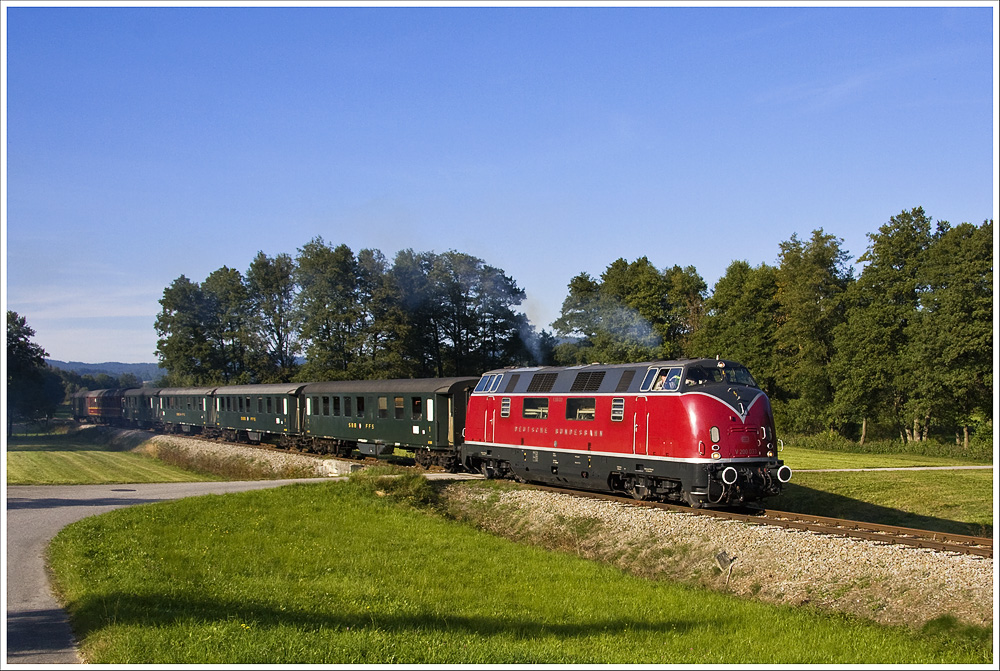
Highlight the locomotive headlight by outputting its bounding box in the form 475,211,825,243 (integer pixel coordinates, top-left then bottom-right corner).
767,450,774,457
711,452,721,460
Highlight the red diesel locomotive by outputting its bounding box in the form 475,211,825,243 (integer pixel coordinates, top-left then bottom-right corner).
460,358,791,507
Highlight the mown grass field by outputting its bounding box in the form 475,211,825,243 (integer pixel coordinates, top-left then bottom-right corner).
5,431,221,485
773,445,994,536
47,473,992,665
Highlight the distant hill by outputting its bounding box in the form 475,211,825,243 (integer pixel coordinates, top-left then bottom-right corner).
46,360,165,382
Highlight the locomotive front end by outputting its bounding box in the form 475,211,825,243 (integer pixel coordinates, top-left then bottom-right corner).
676,360,791,507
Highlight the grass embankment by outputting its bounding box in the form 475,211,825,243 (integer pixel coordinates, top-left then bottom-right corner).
5,429,221,485
47,471,991,665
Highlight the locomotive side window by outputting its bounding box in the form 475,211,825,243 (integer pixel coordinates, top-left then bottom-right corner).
501,397,511,418
489,376,503,393
567,397,596,421
611,398,625,421
522,398,549,419
475,375,495,393
652,367,682,391
639,368,659,392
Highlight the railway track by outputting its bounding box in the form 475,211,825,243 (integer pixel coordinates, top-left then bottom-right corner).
521,483,993,559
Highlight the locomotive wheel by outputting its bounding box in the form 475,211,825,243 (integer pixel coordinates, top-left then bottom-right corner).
626,478,649,501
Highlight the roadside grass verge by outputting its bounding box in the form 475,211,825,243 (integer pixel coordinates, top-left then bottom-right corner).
5,430,221,485
47,475,990,664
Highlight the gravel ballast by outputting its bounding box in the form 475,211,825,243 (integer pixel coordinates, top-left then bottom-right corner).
443,485,994,630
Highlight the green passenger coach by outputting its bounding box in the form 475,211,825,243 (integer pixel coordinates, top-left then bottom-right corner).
301,377,477,464
212,383,307,444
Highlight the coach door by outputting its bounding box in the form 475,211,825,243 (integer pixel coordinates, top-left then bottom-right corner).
633,396,649,455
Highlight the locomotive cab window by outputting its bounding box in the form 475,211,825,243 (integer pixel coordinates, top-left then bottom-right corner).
522,398,549,419
475,375,495,393
640,368,659,392
567,397,596,421
652,367,682,391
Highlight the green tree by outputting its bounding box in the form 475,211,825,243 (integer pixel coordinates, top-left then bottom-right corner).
830,207,932,443
552,258,706,364
246,251,300,382
688,260,780,396
154,275,213,386
908,218,993,448
294,238,362,380
774,229,852,433
7,311,63,433
202,266,252,383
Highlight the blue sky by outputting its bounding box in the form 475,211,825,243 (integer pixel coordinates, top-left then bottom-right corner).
3,2,996,364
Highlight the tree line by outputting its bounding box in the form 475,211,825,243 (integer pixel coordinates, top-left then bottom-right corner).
550,207,991,447
7,207,991,448
154,239,546,386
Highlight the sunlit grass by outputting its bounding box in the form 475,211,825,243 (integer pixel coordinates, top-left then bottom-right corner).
48,476,991,664
5,432,219,485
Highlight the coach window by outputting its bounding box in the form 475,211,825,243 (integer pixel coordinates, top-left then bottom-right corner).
258,398,264,413
522,398,549,419
412,397,423,420
395,397,405,419
246,397,252,413
356,397,366,417
267,397,273,414
567,398,596,421
332,397,340,416
323,396,330,416
238,397,244,412
378,396,388,419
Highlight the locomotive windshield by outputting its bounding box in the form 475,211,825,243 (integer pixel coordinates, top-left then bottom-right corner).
684,364,758,388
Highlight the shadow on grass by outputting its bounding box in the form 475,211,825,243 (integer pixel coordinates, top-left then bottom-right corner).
769,482,991,537
69,590,695,645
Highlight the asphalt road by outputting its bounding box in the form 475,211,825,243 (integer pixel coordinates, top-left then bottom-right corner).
5,478,336,665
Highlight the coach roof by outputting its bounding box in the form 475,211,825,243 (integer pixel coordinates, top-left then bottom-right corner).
302,377,478,395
